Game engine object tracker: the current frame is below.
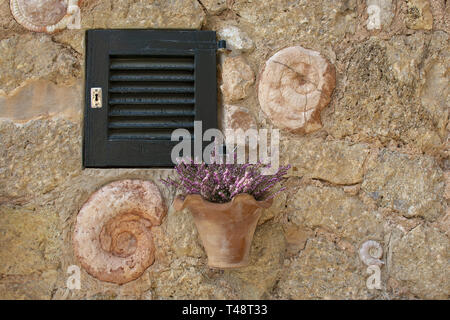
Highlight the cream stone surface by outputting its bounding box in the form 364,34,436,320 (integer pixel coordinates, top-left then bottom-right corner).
361,150,444,221
405,0,434,30
220,55,255,103
217,24,254,52
0,0,448,300
223,104,257,132
281,138,370,185
324,32,448,154
286,185,385,244
201,0,227,15
0,34,81,94
0,206,61,299
390,225,449,299
0,80,82,122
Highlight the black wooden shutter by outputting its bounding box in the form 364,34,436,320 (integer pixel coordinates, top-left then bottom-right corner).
83,29,218,168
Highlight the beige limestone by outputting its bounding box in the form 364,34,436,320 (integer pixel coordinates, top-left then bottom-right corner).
201,0,227,15
0,80,82,122
223,104,257,132
0,34,81,95
221,55,255,103
217,24,254,52
361,150,444,221
274,237,373,299
390,225,449,299
0,206,61,299
281,138,370,185
324,32,448,154
405,0,433,30
286,185,385,244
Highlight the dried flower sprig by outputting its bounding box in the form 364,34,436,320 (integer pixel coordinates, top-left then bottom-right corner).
162,153,290,203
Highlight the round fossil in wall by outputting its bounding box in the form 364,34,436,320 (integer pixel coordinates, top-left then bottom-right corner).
359,240,384,267
258,46,336,134
73,180,167,285
10,0,80,33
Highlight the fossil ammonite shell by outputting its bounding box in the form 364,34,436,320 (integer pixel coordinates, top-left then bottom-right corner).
10,0,79,33
258,46,336,134
359,240,384,266
73,180,167,284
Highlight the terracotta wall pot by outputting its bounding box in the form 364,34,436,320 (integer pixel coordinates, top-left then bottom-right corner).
173,193,273,268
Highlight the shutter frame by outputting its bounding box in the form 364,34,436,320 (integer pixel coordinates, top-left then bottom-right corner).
83,29,218,168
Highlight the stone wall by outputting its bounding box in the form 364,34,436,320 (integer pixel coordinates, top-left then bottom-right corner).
0,0,448,299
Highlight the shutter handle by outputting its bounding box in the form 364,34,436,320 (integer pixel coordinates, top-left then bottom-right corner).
91,87,102,108
217,40,228,53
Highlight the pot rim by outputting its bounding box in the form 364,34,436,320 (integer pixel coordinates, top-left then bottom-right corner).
173,193,273,212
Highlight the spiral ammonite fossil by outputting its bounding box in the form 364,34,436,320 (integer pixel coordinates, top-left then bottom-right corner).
10,0,80,33
73,180,167,284
258,46,336,134
359,240,384,267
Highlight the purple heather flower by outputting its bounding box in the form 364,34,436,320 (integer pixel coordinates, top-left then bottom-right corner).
160,152,290,203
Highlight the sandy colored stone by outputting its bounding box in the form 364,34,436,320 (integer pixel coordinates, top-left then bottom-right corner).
258,191,286,225
80,0,204,29
436,209,450,236
362,149,444,220
343,184,361,195
223,222,286,299
420,31,450,140
0,34,81,94
286,185,385,244
73,180,167,284
201,0,227,14
405,0,433,30
0,80,82,122
228,0,357,56
258,46,335,134
0,119,81,204
0,0,25,39
150,259,237,299
222,104,258,148
429,0,450,32
165,206,205,259
325,33,447,153
221,55,255,103
217,24,254,52
52,29,84,54
223,104,257,132
274,237,374,299
390,225,449,299
385,34,430,85
445,171,450,200
0,206,61,299
281,138,370,185
284,224,313,257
